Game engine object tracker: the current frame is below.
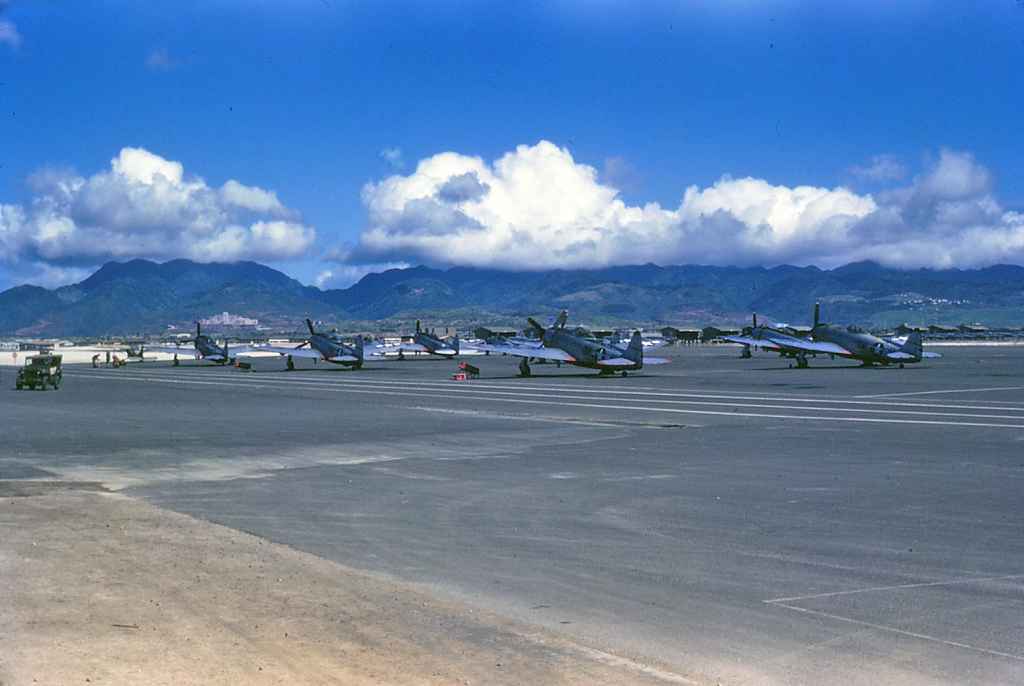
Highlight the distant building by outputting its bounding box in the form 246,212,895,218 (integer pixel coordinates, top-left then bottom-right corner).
894,323,928,335
200,311,259,327
18,340,53,352
701,326,740,343
660,326,701,343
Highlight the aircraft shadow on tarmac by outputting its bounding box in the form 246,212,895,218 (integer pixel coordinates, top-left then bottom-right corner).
750,363,925,372
485,372,653,380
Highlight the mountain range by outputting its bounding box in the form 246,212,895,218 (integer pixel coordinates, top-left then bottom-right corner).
2,259,1024,336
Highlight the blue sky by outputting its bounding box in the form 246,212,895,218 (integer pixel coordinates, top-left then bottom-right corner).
2,1,1023,290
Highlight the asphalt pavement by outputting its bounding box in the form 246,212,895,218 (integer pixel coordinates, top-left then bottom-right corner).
3,344,1023,685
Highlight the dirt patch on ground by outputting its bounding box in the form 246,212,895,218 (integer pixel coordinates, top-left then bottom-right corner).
0,487,699,686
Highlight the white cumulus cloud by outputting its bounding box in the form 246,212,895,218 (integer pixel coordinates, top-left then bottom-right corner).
343,141,1024,272
849,154,906,182
0,147,315,284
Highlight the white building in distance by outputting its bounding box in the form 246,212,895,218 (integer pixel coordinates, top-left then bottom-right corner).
200,312,259,327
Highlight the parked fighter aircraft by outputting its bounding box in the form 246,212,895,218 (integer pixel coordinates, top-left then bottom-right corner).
475,310,669,376
606,331,668,351
380,321,461,359
259,319,368,368
725,304,942,368
146,322,255,364
726,313,812,358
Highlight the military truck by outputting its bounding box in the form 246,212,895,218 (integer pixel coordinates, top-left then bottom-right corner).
15,353,63,390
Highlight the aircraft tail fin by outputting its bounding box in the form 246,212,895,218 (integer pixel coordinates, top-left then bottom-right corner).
527,317,546,336
900,332,924,359
306,318,316,336
753,313,758,328
416,320,422,334
196,321,201,339
813,302,821,328
555,310,568,329
354,335,365,362
452,335,460,355
623,330,644,365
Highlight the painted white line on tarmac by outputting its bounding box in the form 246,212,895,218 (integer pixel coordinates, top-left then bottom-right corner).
766,602,1024,662
82,371,1024,421
83,368,1024,413
858,386,1024,399
411,406,642,429
79,372,1024,429
765,573,1024,603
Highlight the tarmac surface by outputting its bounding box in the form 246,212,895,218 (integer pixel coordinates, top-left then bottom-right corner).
4,344,1024,685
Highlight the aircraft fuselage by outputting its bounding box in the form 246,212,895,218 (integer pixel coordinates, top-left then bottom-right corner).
543,329,643,371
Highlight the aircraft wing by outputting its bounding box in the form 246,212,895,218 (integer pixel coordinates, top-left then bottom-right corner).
474,343,576,362
361,342,396,357
392,343,430,353
226,344,259,356
326,355,360,363
257,346,324,360
145,346,200,357
921,351,942,358
596,357,635,367
777,338,854,356
642,356,670,365
722,335,783,351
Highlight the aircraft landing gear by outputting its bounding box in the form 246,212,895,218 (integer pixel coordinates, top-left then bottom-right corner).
740,345,752,359
898,362,905,369
621,370,629,377
795,354,809,369
518,359,532,377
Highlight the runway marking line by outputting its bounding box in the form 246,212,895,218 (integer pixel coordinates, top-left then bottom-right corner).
765,573,1024,662
79,370,1024,423
765,572,1024,603
766,603,1024,662
77,368,1024,415
77,372,1024,429
79,369,1024,414
411,406,687,429
858,386,1024,399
